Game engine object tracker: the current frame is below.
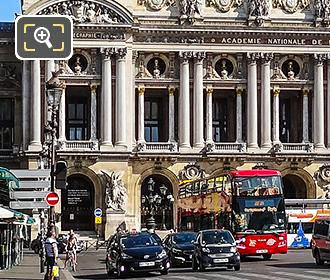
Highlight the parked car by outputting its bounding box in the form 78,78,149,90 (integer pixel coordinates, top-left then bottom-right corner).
192,229,240,271
163,232,197,267
311,217,330,265
105,231,170,277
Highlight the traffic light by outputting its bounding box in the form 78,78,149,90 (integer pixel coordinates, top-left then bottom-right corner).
55,160,67,189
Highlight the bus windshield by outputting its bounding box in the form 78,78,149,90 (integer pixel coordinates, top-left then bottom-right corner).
233,176,283,197
233,197,286,233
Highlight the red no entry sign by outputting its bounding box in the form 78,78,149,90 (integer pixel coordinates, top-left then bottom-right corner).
45,192,59,206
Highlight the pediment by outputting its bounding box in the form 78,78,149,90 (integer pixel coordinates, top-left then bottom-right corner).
35,0,133,26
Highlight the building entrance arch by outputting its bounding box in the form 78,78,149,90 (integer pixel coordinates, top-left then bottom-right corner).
141,174,174,230
283,174,307,199
61,174,95,231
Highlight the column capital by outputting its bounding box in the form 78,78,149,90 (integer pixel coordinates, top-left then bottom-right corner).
273,85,280,96
236,86,243,96
261,52,273,63
179,51,193,62
193,51,206,62
115,47,127,59
168,86,176,96
138,85,145,96
247,52,260,63
206,86,213,96
100,47,115,60
314,53,327,65
90,83,98,93
302,86,310,96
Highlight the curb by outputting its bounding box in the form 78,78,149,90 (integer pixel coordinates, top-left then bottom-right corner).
58,259,75,280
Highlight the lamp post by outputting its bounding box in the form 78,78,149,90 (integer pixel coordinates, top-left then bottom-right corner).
45,74,63,231
141,178,174,230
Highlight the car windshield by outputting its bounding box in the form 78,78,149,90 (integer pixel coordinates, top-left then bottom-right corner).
234,176,283,197
201,231,234,245
120,234,158,248
173,232,197,244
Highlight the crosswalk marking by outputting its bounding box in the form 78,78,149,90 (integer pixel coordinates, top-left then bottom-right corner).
273,271,330,280
304,270,330,276
237,272,291,280
169,274,246,280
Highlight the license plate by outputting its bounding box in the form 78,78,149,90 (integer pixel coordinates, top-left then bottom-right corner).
213,258,228,263
139,261,155,267
256,249,268,253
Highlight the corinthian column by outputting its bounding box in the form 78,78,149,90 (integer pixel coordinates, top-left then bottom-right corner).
302,87,309,143
168,86,176,142
236,86,243,143
29,60,42,151
206,86,213,144
90,84,98,141
179,51,192,149
247,53,259,149
115,48,127,148
261,53,272,148
314,54,326,149
272,86,280,144
137,85,145,144
328,58,330,148
22,61,31,150
193,51,205,149
58,86,66,142
100,48,114,149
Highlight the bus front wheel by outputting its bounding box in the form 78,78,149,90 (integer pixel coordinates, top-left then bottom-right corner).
262,254,272,260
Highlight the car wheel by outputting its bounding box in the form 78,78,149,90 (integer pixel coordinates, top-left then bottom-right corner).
234,264,240,271
161,269,169,275
262,254,272,260
315,250,324,265
192,256,198,271
199,258,206,272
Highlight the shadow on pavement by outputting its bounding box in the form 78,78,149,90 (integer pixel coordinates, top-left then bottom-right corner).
75,272,162,279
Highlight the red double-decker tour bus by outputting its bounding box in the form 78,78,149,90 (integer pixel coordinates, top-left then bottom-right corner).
177,169,288,260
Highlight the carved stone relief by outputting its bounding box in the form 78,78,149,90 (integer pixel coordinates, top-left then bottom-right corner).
99,170,128,212
314,164,330,198
37,0,126,24
207,0,243,12
0,63,20,88
314,0,330,26
248,0,270,26
273,0,310,13
138,0,175,10
179,0,203,24
179,162,206,181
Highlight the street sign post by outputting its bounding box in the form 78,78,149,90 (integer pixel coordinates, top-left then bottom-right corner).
95,217,102,224
94,208,102,217
45,192,59,206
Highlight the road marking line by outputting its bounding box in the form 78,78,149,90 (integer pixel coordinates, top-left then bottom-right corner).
273,271,330,280
237,272,291,280
304,270,330,276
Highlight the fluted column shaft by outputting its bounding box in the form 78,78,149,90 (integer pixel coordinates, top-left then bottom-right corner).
29,60,41,150
261,54,272,148
272,86,280,143
314,54,326,148
137,86,145,143
247,53,258,148
236,87,243,143
22,61,30,150
58,87,66,141
90,84,97,140
179,52,191,149
328,60,330,147
101,49,113,147
115,48,127,147
168,87,175,142
206,87,213,143
193,52,205,148
302,87,309,142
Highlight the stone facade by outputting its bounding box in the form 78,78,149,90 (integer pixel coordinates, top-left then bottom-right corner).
1,0,330,237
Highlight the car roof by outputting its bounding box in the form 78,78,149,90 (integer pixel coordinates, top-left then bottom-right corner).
200,229,230,233
117,231,152,239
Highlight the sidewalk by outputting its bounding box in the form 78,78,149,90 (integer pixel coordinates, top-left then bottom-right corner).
0,250,74,280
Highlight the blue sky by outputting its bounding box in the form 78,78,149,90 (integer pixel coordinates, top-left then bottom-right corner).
0,0,21,22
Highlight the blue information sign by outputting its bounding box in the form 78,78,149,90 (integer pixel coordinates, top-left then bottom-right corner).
94,208,102,217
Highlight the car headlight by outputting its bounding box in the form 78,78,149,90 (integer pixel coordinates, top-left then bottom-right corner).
121,252,133,259
202,247,210,253
230,247,237,253
172,248,182,254
158,249,167,259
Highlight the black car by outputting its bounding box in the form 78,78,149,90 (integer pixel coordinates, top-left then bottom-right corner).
163,232,197,267
106,231,170,277
192,229,240,271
